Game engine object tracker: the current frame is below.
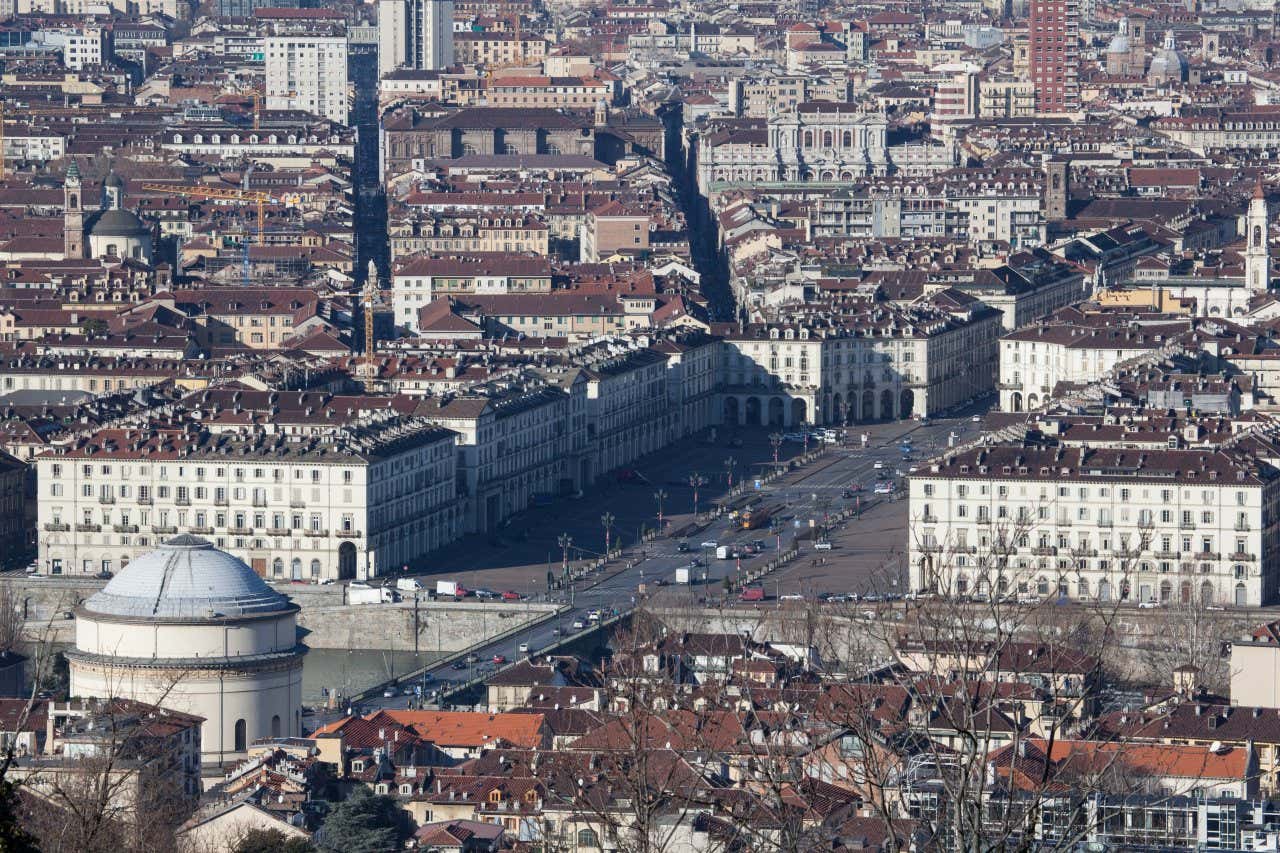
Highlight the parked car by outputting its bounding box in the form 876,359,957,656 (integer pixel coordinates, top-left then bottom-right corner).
700,540,718,549
780,593,805,601
814,541,833,551
676,541,691,553
501,590,521,601
492,654,507,664
451,661,467,670
572,619,585,629
518,643,530,654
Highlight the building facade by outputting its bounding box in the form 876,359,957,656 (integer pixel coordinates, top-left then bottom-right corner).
265,34,350,126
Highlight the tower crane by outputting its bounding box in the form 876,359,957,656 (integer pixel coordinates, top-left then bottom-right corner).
141,182,276,285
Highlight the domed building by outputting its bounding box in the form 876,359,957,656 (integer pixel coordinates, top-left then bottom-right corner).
68,536,306,769
1105,19,1134,76
86,173,153,261
1147,31,1188,85
63,167,154,263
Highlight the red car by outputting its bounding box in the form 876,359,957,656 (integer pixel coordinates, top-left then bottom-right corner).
501,590,521,601
492,654,507,664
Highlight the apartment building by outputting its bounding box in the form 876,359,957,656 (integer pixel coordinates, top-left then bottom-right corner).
907,442,1280,607
36,415,459,580
413,383,577,532
391,255,553,332
999,315,1184,412
378,0,453,76
452,31,547,69
722,295,1001,425
265,34,350,126
581,345,669,478
388,214,549,262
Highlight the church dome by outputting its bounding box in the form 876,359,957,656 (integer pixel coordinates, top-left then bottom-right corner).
1106,20,1131,55
103,172,124,189
1148,32,1187,82
88,208,148,238
83,535,290,620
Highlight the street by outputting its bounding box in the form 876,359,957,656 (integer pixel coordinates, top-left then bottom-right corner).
330,400,994,715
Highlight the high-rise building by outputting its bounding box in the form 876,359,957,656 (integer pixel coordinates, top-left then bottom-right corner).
1027,0,1079,115
265,34,350,125
378,0,453,78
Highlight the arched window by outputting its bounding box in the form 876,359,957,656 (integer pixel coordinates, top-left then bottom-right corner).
1255,225,1263,246
234,719,246,752
69,194,78,208
843,131,852,147
271,715,281,738
802,131,813,148
577,829,599,848
310,559,321,578
822,131,833,148
272,558,283,577
291,558,301,578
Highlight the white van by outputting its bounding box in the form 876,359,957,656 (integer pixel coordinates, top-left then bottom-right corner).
396,578,424,592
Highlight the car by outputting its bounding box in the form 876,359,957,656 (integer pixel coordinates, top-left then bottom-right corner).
451,660,468,670
779,593,805,601
24,563,38,575
814,541,833,551
571,619,585,629
751,539,766,549
492,654,507,664
551,627,562,636
95,570,113,580
518,643,530,654
466,653,481,663
873,461,884,470
318,578,335,585
473,588,498,600
1138,600,1160,609
501,591,521,601
688,557,705,568
676,541,691,553
383,687,397,698
971,414,982,423
700,540,718,549
874,482,894,494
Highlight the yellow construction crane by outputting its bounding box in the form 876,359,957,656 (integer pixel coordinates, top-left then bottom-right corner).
361,261,378,379
142,182,277,284
141,183,273,241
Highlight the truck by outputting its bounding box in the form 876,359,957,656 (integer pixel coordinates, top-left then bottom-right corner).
740,586,765,602
716,545,735,560
349,583,396,604
675,567,691,585
435,580,468,599
396,578,424,592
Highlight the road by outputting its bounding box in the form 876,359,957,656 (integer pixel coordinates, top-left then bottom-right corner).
322,401,994,718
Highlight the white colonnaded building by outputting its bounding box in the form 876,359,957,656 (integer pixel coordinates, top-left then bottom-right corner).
67,535,307,769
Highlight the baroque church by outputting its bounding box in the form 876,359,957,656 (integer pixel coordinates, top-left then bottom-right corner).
63,163,154,263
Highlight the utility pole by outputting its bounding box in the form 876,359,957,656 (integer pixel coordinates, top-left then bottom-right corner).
770,432,783,469
653,489,667,530
601,512,615,557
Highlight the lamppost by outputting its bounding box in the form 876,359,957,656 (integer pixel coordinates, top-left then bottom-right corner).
558,533,572,583
653,489,667,530
601,512,615,556
724,456,736,491
769,432,783,469
689,472,705,519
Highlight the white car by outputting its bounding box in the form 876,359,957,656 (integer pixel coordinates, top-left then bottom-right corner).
700,540,718,549
518,642,530,654
874,482,894,495
971,414,982,423
779,594,805,601
814,541,833,551
873,461,884,470
572,619,585,629
1138,600,1160,609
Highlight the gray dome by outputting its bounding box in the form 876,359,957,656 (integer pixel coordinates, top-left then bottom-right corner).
84,535,291,620
104,173,124,188
1107,32,1131,55
89,208,148,237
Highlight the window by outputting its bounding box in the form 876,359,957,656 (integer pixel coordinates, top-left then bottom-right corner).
577,829,599,848
234,719,246,752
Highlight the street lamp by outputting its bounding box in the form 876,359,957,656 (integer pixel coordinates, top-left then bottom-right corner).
558,533,572,582
601,512,615,556
769,432,783,468
653,489,667,530
689,472,705,519
724,456,736,491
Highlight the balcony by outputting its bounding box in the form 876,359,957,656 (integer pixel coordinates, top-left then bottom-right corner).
976,517,991,525
1137,518,1155,529
920,514,938,524
1096,519,1113,528
151,525,177,535
113,524,139,534
289,500,306,509
1055,519,1072,527
1196,551,1220,561
136,496,152,505
176,497,191,506
336,530,362,539
98,495,115,505
1071,548,1099,558
1179,520,1195,530
44,522,70,532
252,499,268,508
303,529,329,538
227,527,252,536
1155,550,1178,560
1235,523,1252,532
1031,547,1057,557
1231,552,1257,562
191,526,214,535
75,523,101,533
268,527,291,536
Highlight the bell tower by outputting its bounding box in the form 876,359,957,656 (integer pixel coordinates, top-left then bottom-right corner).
63,162,84,259
1247,180,1271,292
